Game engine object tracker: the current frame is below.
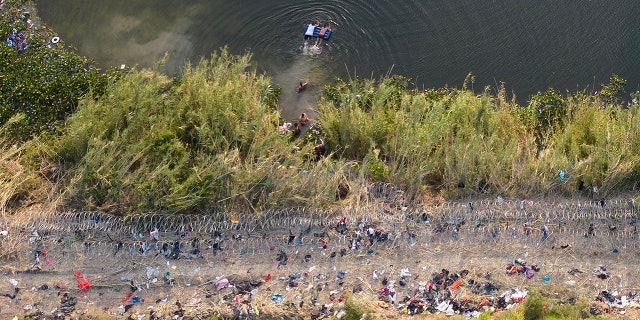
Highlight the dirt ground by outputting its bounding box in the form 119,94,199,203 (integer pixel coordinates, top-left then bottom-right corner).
1,198,639,319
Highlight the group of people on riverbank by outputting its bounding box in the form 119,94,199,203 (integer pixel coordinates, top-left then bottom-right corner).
278,112,310,138
274,20,333,158
277,113,326,160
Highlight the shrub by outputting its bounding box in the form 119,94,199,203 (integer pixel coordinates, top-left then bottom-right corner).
0,11,109,141
598,73,627,105
48,49,341,214
520,88,567,154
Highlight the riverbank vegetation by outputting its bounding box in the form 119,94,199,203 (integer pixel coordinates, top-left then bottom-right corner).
1,0,639,216
319,74,640,201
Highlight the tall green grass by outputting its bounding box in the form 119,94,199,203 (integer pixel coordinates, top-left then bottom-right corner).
318,75,640,202
0,116,56,212
4,47,639,215
43,49,353,214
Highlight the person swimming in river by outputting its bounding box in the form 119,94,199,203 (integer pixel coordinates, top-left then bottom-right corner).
315,23,330,46
292,122,301,139
296,80,308,93
298,113,309,125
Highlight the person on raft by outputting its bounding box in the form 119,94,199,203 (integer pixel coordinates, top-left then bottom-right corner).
304,21,319,42
315,23,330,46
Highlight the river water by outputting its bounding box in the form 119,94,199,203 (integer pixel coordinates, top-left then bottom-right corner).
37,1,640,120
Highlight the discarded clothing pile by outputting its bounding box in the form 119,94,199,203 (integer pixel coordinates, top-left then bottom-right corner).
593,265,610,280
376,268,527,317
6,29,27,53
332,217,390,252
505,258,539,279
595,290,640,312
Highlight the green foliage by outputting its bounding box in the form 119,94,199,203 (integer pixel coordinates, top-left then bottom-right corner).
315,74,640,200
319,75,412,161
45,49,350,214
548,95,640,194
521,291,603,320
339,296,370,320
477,312,495,320
598,73,627,105
318,77,534,198
520,88,567,154
364,149,387,182
523,291,546,320
0,6,109,141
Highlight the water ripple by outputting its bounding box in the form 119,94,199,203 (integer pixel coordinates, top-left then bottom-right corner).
37,0,640,101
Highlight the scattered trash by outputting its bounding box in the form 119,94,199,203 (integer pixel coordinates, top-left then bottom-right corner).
146,266,158,280
271,293,284,303
1,195,634,318
117,305,126,317
215,278,230,291
449,279,462,290
542,225,549,241
150,228,159,241
593,266,610,280
558,170,566,182
58,292,77,315
74,272,91,292
568,268,583,276
276,249,288,267
595,290,640,310
506,260,538,280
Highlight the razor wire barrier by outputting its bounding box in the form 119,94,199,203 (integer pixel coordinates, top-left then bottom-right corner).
18,203,639,238
11,213,640,262
18,182,637,235
2,183,639,267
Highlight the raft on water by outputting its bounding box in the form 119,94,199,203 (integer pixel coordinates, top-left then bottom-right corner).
303,26,332,41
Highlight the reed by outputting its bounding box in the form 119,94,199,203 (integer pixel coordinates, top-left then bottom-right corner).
544,94,640,195
3,43,639,216
317,74,640,203
44,49,349,215
0,116,57,212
